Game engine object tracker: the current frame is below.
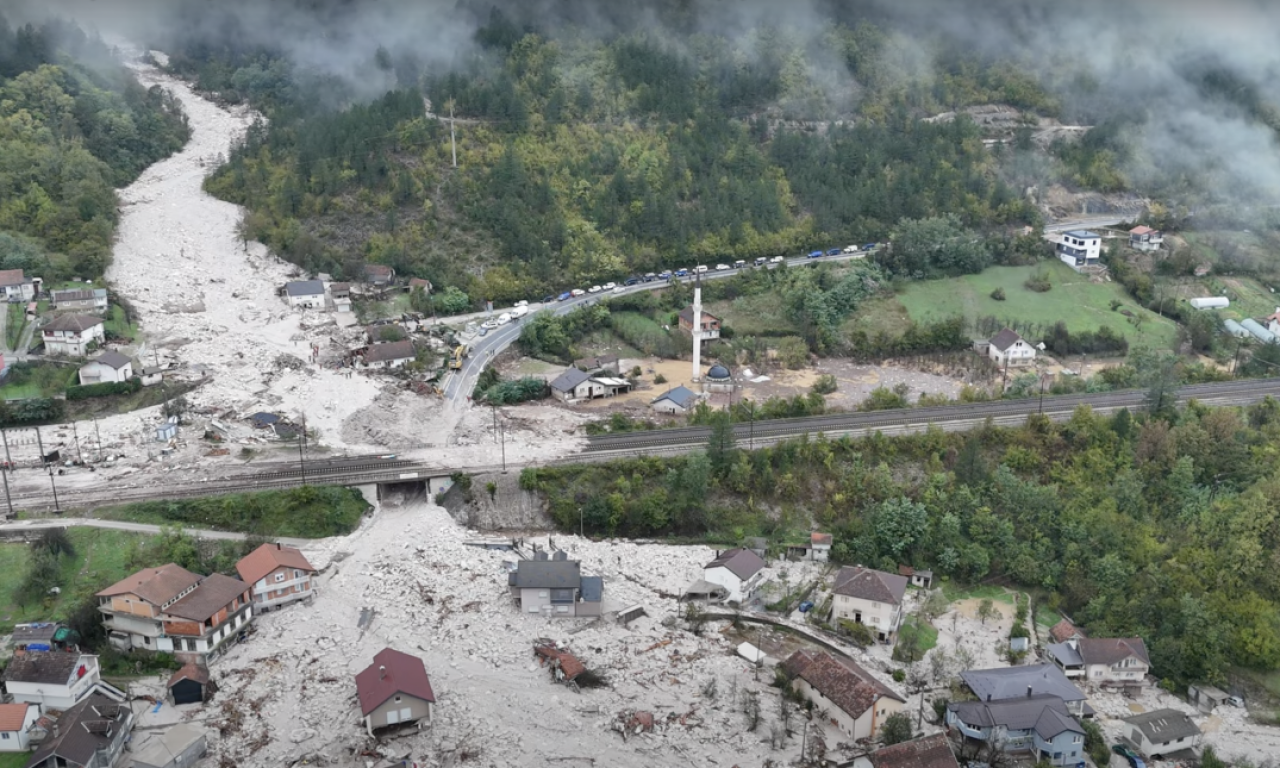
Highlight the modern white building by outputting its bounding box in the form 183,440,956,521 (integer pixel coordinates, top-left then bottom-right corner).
41,314,105,356
702,548,766,605
284,280,326,309
1121,709,1201,758
78,351,133,385
830,566,909,642
0,703,39,751
0,269,37,301
1056,230,1101,269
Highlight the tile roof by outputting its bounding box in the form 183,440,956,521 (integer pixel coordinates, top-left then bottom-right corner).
949,693,1078,732
164,574,248,622
92,351,131,370
52,288,97,302
534,644,586,681
167,663,210,688
869,733,960,768
236,543,316,586
3,651,86,685
364,339,416,363
961,663,1085,704
652,385,698,409
1076,637,1150,666
43,314,104,333
705,548,766,580
549,367,591,393
285,279,325,296
355,648,436,716
1130,225,1156,235
810,533,833,547
1049,618,1085,643
0,703,32,732
366,264,394,278
511,560,581,589
678,306,719,326
833,566,908,605
26,693,129,768
783,649,903,720
988,327,1026,352
10,623,60,645
1122,708,1201,743
0,269,25,286
95,563,201,605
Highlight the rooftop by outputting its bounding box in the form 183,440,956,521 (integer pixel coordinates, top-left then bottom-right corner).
91,350,131,370
705,548,766,581
1123,708,1201,743
832,565,908,605
652,385,698,408
355,648,435,716
285,279,325,297
961,663,1086,704
96,563,201,605
1049,618,1085,643
167,663,210,688
28,694,129,768
869,733,960,768
43,314,104,333
364,340,417,364
678,306,720,325
3,651,86,685
164,574,248,622
1064,229,1100,239
131,724,208,768
783,649,903,720
949,693,1082,737
0,703,32,732
510,559,581,589
236,542,316,586
0,268,25,286
989,327,1026,353
549,367,590,393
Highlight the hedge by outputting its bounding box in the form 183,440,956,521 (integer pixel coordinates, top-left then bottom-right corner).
65,378,141,401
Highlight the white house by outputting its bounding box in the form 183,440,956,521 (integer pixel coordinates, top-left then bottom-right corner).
1056,229,1101,269
549,368,592,401
285,280,326,309
78,351,133,386
782,649,905,740
650,385,700,414
1047,637,1150,684
50,287,109,313
363,340,417,369
235,543,318,612
830,566,908,642
703,548,767,605
987,328,1036,368
1128,226,1163,252
0,703,38,751
1265,308,1280,337
1121,709,1201,758
0,269,37,302
41,314,105,356
2,651,102,712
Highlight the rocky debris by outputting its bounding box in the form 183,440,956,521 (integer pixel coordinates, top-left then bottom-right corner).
274,353,307,371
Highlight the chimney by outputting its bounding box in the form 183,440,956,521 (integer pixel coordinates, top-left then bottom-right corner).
1027,685,1033,698
379,666,386,679
276,543,282,550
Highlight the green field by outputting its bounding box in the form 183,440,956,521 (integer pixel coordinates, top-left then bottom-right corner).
0,752,30,768
0,528,150,631
941,583,1017,604
896,262,1179,349
706,292,800,337
902,615,938,654
103,304,138,341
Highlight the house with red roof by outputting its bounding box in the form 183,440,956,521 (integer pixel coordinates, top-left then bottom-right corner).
0,702,38,751
355,648,436,736
782,649,904,740
235,543,317,612
1128,225,1163,252
830,566,909,642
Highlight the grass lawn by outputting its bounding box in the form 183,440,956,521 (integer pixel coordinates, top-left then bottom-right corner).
897,261,1179,349
902,615,939,654
0,753,31,768
1035,604,1063,629
841,293,913,340
5,302,25,350
1159,274,1278,322
0,528,150,632
941,583,1016,604
706,292,800,337
103,304,138,341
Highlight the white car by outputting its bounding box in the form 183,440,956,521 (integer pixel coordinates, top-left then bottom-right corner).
497,313,512,325
612,285,626,293
603,282,617,290
511,305,529,318
571,289,586,297
482,319,499,330
715,263,730,271
514,299,529,307
588,285,603,293
694,265,709,273
770,255,786,263
842,245,859,253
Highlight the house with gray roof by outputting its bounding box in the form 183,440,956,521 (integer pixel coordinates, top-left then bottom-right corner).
651,385,699,413
284,280,326,309
51,287,108,313
1121,708,1201,759
986,328,1035,368
960,664,1090,717
1048,637,1150,686
24,692,132,768
78,351,133,386
831,566,909,643
703,548,766,605
508,551,603,617
549,367,591,401
946,693,1086,766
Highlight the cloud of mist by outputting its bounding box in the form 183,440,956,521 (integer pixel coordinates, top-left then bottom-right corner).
14,0,1280,204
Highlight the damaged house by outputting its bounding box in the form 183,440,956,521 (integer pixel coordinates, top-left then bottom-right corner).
355,648,436,736
508,551,603,617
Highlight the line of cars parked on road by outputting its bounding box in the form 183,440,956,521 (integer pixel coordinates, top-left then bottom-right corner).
543,243,880,304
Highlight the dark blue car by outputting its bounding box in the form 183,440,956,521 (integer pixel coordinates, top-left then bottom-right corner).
808,251,823,259
659,271,672,279
558,292,572,301
863,243,877,251
675,268,689,277
624,277,639,286
826,248,841,256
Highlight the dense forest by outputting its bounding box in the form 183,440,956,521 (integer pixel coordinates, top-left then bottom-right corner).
0,16,189,278
521,399,1280,689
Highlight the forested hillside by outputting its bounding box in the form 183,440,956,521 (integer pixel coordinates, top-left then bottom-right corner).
0,16,189,278
522,400,1280,688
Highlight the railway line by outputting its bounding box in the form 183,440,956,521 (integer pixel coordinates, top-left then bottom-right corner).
10,378,1280,513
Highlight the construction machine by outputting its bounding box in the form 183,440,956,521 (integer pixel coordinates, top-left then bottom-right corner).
449,344,468,370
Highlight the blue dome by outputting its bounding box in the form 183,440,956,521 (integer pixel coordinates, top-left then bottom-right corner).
707,364,731,380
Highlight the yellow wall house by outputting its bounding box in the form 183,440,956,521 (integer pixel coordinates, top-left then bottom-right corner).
782,649,905,740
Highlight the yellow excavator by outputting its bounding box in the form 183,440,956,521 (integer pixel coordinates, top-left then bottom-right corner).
448,344,468,370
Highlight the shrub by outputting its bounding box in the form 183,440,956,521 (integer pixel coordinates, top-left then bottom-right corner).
1024,271,1052,292
990,287,1006,301
891,668,906,683
480,376,549,405
65,378,142,401
654,373,667,384
811,374,838,395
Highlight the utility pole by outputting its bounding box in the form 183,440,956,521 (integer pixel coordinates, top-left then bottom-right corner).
0,429,11,519
72,421,83,464
499,415,507,474
35,426,46,468
491,402,498,444
93,417,102,463
47,465,59,514
296,415,307,486
448,100,457,168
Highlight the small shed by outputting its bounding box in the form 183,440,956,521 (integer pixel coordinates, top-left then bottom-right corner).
131,723,208,768
1188,683,1231,713
168,663,215,705
1189,296,1229,310
651,385,699,414
736,642,766,665
155,422,178,442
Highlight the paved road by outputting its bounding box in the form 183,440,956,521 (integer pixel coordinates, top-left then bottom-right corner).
442,250,877,404
1043,216,1131,233
0,517,316,546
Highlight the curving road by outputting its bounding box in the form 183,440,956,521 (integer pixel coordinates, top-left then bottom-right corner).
442,250,877,403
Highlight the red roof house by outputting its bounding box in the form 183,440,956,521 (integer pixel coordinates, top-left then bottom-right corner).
355,648,436,735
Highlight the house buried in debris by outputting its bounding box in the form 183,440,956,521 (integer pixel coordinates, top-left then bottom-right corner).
355,648,436,736
508,551,603,617
781,649,905,741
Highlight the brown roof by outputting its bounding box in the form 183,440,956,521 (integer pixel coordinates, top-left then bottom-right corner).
783,649,903,719
534,644,586,681
364,339,416,363
705,548,766,580
3,652,86,685
1129,225,1155,235
1049,619,1086,643
95,563,201,605
365,264,394,279
0,269,24,287
27,694,128,768
42,314,104,333
409,277,431,289
833,566,908,606
164,574,247,622
811,532,833,547
236,543,316,586
0,703,32,732
52,288,96,302
870,733,960,768
167,663,210,688
1077,637,1150,666
989,327,1025,352
678,306,719,326
355,648,436,716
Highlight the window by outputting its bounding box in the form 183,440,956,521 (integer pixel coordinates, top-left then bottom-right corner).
1073,735,1082,743
394,696,402,703
275,573,286,583
294,570,302,579
2,733,10,740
